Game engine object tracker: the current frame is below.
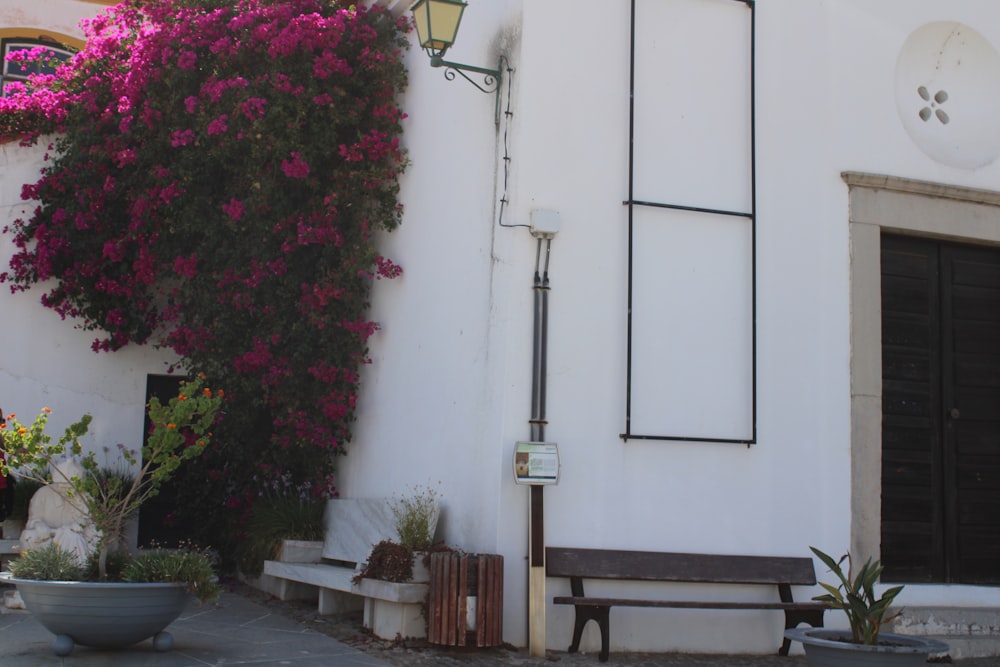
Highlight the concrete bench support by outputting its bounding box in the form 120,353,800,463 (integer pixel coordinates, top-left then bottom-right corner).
260,497,440,640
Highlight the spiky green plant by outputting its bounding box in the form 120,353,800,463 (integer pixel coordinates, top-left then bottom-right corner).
810,546,904,645
10,543,85,581
122,544,220,603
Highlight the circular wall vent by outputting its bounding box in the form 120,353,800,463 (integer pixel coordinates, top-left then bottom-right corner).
895,22,1000,170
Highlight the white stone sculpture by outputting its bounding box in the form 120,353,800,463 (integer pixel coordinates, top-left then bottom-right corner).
19,458,99,565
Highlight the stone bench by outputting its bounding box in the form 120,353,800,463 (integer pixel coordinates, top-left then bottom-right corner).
262,497,440,639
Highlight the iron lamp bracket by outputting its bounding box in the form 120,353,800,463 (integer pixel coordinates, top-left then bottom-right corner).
429,55,507,123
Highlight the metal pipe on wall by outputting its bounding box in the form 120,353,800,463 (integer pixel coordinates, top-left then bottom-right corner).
528,235,552,657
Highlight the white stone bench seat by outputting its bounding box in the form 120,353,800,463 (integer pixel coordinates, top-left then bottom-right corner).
262,560,427,613
261,497,440,638
263,560,357,592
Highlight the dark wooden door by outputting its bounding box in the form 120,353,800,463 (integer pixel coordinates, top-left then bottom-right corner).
137,374,186,547
881,233,1000,584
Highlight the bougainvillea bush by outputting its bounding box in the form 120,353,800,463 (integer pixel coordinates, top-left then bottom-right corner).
0,0,408,558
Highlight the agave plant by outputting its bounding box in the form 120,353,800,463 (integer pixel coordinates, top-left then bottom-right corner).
810,546,905,645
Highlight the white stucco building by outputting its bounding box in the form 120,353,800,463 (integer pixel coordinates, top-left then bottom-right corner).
2,0,1000,657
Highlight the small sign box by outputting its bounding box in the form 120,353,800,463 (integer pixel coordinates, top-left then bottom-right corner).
513,441,559,485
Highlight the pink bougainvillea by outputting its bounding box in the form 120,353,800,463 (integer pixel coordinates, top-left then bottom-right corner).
0,0,408,554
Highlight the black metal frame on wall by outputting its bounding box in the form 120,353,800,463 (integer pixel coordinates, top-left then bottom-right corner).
621,0,757,444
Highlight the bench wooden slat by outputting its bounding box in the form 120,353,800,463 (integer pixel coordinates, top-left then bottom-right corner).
545,547,825,662
553,596,829,611
547,547,816,586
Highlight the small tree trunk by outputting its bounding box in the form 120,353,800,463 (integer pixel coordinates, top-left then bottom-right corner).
98,542,108,581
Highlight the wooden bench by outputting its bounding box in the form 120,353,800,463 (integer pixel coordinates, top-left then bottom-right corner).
546,547,828,662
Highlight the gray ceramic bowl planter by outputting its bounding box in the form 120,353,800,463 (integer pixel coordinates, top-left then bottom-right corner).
2,574,188,656
784,627,949,667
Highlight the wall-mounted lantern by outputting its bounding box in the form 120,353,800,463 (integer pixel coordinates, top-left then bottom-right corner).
410,0,505,122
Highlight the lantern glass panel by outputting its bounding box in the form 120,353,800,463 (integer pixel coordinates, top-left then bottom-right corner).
412,0,466,54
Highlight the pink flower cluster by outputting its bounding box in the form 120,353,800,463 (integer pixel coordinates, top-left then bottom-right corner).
0,0,410,517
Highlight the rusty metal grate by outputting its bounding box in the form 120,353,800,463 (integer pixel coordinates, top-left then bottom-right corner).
428,552,503,647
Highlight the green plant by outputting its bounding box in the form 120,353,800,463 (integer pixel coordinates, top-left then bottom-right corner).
12,541,220,603
810,546,905,645
84,547,132,582
391,484,440,552
353,539,413,584
236,495,325,577
122,544,220,603
0,376,223,580
0,0,409,560
10,543,85,581
89,461,138,511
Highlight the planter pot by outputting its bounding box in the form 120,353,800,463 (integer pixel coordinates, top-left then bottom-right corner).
784,627,949,667
0,573,188,656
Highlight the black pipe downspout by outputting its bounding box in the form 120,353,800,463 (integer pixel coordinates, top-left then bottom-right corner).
528,235,552,657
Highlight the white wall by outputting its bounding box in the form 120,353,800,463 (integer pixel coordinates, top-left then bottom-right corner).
348,0,1000,655
5,0,1000,655
0,0,94,41
0,0,177,478
0,145,177,470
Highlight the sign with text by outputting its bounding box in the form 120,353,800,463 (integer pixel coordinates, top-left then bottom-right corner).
513,441,559,485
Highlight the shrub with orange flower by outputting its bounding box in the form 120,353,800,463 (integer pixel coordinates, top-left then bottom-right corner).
0,376,222,579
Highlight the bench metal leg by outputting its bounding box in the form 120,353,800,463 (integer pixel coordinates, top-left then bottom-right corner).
779,609,825,656
569,604,611,662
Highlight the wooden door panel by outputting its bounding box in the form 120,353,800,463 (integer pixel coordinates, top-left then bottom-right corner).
944,243,1000,584
882,233,1000,584
881,234,943,582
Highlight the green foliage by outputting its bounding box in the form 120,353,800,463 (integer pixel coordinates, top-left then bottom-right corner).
236,495,325,577
810,546,905,645
0,377,223,580
84,546,132,582
0,0,410,563
10,543,85,581
391,484,440,551
11,541,219,602
122,544,220,603
88,463,138,514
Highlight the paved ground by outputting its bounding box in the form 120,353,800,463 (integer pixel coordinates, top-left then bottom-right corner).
0,579,998,666
229,581,998,667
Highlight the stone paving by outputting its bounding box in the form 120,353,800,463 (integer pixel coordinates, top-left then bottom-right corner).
231,582,1000,667
2,579,999,666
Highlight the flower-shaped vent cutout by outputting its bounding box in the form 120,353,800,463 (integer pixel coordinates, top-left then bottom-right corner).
895,21,1000,170
917,86,949,124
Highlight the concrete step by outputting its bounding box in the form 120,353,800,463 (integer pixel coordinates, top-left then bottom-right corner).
889,607,1000,659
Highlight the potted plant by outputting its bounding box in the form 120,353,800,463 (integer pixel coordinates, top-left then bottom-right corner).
784,546,949,666
388,483,441,582
0,376,223,656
